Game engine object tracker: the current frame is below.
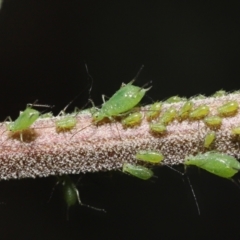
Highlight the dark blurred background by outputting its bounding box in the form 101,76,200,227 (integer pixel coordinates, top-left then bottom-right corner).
0,1,240,239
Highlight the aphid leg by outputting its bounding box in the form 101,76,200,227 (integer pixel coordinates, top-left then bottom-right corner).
164,164,201,215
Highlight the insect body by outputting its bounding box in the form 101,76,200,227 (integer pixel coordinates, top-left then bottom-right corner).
56,115,77,132
146,102,162,121
121,112,142,127
135,150,164,163
184,151,240,178
204,116,222,128
7,107,40,132
231,126,240,136
165,96,186,103
178,101,193,121
189,105,209,120
204,131,216,148
217,101,239,117
149,123,167,134
158,107,177,125
93,81,151,123
122,163,153,180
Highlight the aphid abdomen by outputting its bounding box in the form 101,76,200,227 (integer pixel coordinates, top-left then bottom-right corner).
121,112,142,127
56,116,77,132
217,101,239,117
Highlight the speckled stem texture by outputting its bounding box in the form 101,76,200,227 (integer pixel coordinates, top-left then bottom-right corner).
1,93,240,180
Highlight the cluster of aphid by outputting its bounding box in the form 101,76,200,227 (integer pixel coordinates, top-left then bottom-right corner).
4,72,240,211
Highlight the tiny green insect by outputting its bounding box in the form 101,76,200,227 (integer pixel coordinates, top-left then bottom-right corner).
165,96,186,103
93,67,151,123
149,123,167,134
204,131,216,148
57,175,106,217
217,101,239,117
56,115,77,132
204,115,222,128
178,101,193,121
146,102,162,121
184,151,240,178
122,163,153,180
7,107,40,132
121,112,142,127
189,105,209,120
158,107,177,125
231,126,240,136
212,90,226,97
135,150,164,163
39,112,53,118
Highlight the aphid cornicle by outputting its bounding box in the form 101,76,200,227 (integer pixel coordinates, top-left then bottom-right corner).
184,151,240,178
93,68,151,123
56,115,77,132
135,150,164,164
122,163,153,180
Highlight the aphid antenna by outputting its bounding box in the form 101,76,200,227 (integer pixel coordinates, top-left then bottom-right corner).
164,164,201,215
129,65,145,84
84,62,94,100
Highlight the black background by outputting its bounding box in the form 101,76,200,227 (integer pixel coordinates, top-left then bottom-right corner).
0,1,240,239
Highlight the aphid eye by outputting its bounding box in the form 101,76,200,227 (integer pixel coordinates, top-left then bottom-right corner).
146,102,162,121
204,116,222,128
135,150,164,163
204,131,216,148
149,123,167,134
122,163,153,180
121,112,142,127
217,101,239,117
189,105,209,120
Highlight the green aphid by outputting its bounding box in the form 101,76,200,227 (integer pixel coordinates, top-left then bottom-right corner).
158,107,177,125
56,115,77,132
231,126,240,136
204,115,222,128
93,72,151,123
165,96,186,103
204,131,216,148
135,150,164,164
39,112,53,118
146,102,162,121
122,163,153,180
212,90,226,97
121,112,142,127
192,94,206,100
7,107,40,133
149,123,167,134
178,101,193,120
189,105,209,120
57,175,105,216
184,151,240,178
58,175,80,208
217,101,239,117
